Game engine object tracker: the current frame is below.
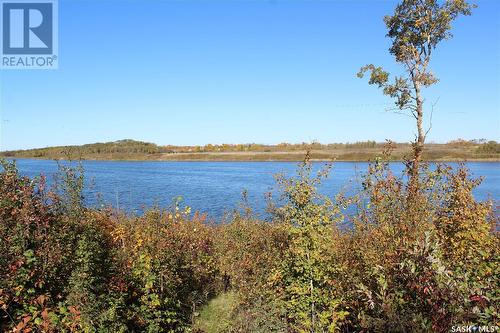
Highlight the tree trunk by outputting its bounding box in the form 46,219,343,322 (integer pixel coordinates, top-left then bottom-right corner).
411,82,425,192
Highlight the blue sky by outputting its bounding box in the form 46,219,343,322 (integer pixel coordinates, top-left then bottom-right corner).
0,0,499,150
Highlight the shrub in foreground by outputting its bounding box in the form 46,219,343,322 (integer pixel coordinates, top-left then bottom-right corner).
0,159,498,332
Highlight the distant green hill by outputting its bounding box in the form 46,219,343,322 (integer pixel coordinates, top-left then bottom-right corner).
1,140,162,159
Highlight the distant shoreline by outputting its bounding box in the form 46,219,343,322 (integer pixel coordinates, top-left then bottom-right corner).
2,139,499,163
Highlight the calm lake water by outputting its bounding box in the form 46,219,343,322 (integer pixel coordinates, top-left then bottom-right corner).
10,159,500,220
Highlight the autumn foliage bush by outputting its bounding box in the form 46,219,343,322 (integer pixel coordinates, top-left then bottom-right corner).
217,158,498,332
0,157,498,332
0,161,218,332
